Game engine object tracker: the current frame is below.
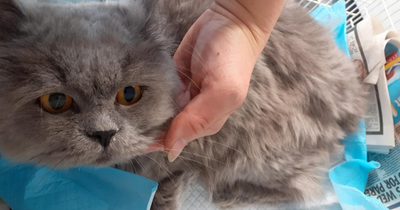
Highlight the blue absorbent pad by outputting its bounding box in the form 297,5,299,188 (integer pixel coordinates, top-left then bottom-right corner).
0,158,158,210
312,1,388,210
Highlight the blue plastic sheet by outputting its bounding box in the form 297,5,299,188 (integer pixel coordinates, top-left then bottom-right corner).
0,157,158,210
311,2,388,210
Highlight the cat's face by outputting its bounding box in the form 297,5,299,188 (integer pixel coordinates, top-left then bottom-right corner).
0,0,180,167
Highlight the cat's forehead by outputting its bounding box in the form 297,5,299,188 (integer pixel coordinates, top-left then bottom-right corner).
0,40,173,110
36,39,168,102
20,2,147,43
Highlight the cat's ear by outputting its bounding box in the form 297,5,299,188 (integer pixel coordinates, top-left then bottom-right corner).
0,0,24,40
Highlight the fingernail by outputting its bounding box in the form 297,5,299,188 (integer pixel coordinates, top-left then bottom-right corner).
168,139,187,162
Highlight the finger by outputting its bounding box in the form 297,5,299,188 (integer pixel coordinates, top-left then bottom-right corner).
165,111,231,162
165,88,243,162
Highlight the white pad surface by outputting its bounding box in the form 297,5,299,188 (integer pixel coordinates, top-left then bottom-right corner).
179,180,342,210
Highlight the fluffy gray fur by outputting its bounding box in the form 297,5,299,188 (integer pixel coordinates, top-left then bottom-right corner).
0,0,366,209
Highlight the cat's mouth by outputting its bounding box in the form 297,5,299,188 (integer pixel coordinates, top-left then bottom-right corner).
93,151,112,165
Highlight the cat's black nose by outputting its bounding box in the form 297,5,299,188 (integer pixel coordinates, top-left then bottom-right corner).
89,130,116,148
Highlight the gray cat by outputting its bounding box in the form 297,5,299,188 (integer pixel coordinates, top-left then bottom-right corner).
0,0,366,209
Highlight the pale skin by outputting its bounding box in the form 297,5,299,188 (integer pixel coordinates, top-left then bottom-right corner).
154,0,285,162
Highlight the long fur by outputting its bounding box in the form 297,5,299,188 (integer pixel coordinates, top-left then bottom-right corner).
0,0,366,209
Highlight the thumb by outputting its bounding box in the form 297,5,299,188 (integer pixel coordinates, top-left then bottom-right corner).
165,107,231,162
164,89,240,162
164,108,211,162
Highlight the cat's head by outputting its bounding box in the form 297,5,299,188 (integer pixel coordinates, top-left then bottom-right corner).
0,0,180,167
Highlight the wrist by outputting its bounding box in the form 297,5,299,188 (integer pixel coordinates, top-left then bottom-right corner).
211,0,284,52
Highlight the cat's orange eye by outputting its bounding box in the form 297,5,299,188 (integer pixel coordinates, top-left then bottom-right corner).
40,93,73,114
116,85,142,106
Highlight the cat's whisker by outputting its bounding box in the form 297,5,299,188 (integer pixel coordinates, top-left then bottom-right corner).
175,68,202,93
135,158,150,178
164,93,182,112
151,138,246,156
8,93,40,118
197,139,246,156
40,101,44,124
31,150,73,193
147,144,226,165
145,62,203,78
145,60,204,83
178,155,193,172
7,102,25,119
145,82,183,112
178,156,220,175
144,62,204,90
180,47,208,73
0,163,39,177
0,143,61,177
3,94,29,118
146,62,202,92
0,159,52,191
27,148,55,162
143,154,176,184
130,158,138,174
0,150,50,177
168,42,207,66
181,43,207,67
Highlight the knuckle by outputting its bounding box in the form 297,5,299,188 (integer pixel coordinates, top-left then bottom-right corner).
193,113,210,130
186,111,210,137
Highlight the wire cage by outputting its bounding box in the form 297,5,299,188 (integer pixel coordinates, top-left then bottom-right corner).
299,0,400,31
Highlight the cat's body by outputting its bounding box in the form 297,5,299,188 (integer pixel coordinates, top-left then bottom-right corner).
0,0,365,209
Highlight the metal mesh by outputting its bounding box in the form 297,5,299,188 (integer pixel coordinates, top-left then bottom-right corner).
299,0,400,31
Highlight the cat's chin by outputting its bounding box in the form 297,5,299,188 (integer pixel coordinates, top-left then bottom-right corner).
88,151,143,167
92,152,113,166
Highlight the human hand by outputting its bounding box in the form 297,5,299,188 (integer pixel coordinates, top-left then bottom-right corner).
162,0,284,162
